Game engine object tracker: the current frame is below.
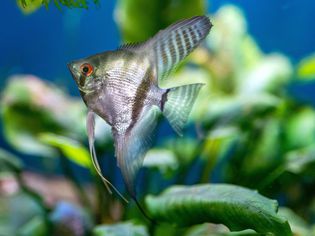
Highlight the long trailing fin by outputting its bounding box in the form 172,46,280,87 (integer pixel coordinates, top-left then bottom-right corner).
133,195,156,224
113,106,160,197
163,83,204,136
86,110,128,203
113,106,160,222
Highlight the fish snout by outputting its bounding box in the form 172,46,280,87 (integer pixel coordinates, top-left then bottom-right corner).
67,62,80,79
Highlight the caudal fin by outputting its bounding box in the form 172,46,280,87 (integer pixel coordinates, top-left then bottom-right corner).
163,83,204,136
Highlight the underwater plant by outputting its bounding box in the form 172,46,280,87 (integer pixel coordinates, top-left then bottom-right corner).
17,0,100,14
2,0,315,235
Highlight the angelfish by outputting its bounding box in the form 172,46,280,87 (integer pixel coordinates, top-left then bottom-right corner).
68,15,212,208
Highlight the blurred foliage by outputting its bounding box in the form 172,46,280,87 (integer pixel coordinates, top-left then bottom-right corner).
93,221,148,236
115,0,206,42
17,0,100,14
1,75,86,157
297,54,315,79
39,133,92,168
3,1,315,236
50,201,93,236
0,187,48,235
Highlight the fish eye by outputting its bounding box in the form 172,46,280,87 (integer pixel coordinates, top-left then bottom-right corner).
80,63,94,76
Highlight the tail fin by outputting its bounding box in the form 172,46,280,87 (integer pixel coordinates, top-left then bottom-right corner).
163,83,204,136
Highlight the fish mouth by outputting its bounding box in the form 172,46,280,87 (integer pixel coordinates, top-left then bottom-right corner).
67,62,79,78
67,62,86,92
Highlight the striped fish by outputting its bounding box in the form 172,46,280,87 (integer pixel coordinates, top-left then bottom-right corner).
68,15,212,214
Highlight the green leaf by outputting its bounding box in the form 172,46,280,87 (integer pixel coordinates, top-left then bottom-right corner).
17,0,43,14
0,148,23,171
285,108,315,150
16,0,100,13
165,137,199,166
143,148,178,177
0,191,47,235
39,133,91,168
93,222,148,236
201,94,279,125
186,223,263,236
278,207,311,236
285,145,315,174
297,54,315,79
146,184,292,235
17,216,47,236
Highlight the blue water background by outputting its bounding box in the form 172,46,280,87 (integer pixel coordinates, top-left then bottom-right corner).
1,0,315,90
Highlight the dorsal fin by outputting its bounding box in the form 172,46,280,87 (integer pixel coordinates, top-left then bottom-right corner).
118,16,212,84
118,42,146,51
151,16,212,82
120,16,212,82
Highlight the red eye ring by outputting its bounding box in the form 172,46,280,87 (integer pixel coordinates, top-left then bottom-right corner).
80,63,94,76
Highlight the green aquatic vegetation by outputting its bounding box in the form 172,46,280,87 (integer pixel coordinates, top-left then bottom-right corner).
116,0,206,42
93,221,149,236
297,54,315,79
3,1,315,236
1,75,86,157
146,184,292,235
17,0,100,14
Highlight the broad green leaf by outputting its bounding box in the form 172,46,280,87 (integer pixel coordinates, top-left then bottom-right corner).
278,207,311,236
185,223,262,236
39,133,91,168
93,222,148,236
115,0,206,42
146,184,292,235
297,55,315,79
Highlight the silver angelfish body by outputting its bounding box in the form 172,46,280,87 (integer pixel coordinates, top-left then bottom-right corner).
68,16,212,202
